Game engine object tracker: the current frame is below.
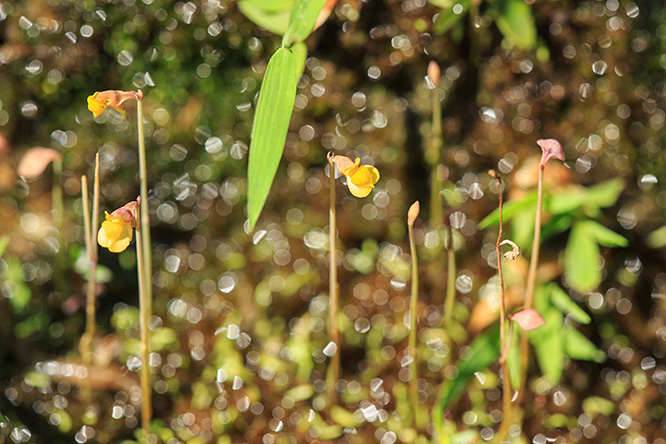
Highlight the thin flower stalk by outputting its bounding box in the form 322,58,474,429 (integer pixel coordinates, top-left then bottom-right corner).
80,154,100,400
327,153,340,405
135,205,152,435
443,224,457,324
490,170,512,441
136,93,153,318
426,61,443,227
518,139,565,402
407,201,420,428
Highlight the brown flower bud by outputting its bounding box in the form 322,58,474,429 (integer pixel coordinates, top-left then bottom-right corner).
407,201,420,227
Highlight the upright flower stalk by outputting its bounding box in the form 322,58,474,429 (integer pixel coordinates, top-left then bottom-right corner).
518,139,565,400
134,203,152,434
443,221,457,324
327,153,341,404
407,201,421,429
80,154,100,401
426,61,443,228
88,89,153,436
326,153,380,405
136,92,153,317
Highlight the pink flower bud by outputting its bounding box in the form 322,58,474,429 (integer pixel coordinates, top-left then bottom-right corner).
509,308,546,331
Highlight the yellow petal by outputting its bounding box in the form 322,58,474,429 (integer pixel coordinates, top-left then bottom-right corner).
107,235,131,253
97,216,132,253
366,165,380,185
87,93,107,118
347,180,373,198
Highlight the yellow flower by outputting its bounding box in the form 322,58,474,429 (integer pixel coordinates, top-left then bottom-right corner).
98,212,133,253
330,155,380,198
87,90,143,118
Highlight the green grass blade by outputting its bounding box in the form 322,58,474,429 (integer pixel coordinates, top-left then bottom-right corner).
247,47,298,230
283,0,327,45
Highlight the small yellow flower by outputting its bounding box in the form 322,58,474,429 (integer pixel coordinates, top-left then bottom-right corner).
98,213,133,253
330,155,380,198
87,90,143,118
97,200,138,253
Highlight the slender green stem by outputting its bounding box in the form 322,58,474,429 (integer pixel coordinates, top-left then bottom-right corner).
137,95,153,319
135,207,152,437
327,156,340,405
518,166,544,402
52,158,67,295
493,172,512,442
81,155,100,401
443,227,457,323
408,219,419,428
428,84,443,228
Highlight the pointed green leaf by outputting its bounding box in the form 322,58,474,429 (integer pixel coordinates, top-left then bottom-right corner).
583,220,628,248
494,0,537,49
478,191,537,229
564,328,606,363
548,188,585,215
248,48,298,230
238,0,293,35
530,308,564,382
564,221,601,293
507,326,521,389
283,0,327,45
549,283,591,324
433,0,471,34
584,178,625,208
292,42,308,81
541,214,573,240
647,224,666,249
435,325,500,410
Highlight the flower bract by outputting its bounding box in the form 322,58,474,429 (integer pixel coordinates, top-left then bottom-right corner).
536,138,565,169
98,211,133,253
87,90,142,118
330,156,380,198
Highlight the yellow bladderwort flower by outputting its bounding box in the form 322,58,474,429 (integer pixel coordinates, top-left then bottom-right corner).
97,200,138,253
329,155,380,198
87,90,143,118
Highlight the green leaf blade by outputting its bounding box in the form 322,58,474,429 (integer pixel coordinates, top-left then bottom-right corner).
436,325,500,410
564,221,601,293
549,283,591,324
247,48,298,231
564,328,606,363
283,0,327,45
584,220,628,248
494,0,537,49
584,178,625,208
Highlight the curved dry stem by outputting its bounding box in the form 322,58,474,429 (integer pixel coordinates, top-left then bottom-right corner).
492,172,513,442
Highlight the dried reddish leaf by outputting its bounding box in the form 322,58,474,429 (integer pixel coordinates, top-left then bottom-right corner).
17,147,62,179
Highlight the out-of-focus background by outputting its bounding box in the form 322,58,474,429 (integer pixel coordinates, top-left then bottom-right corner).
0,0,665,443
